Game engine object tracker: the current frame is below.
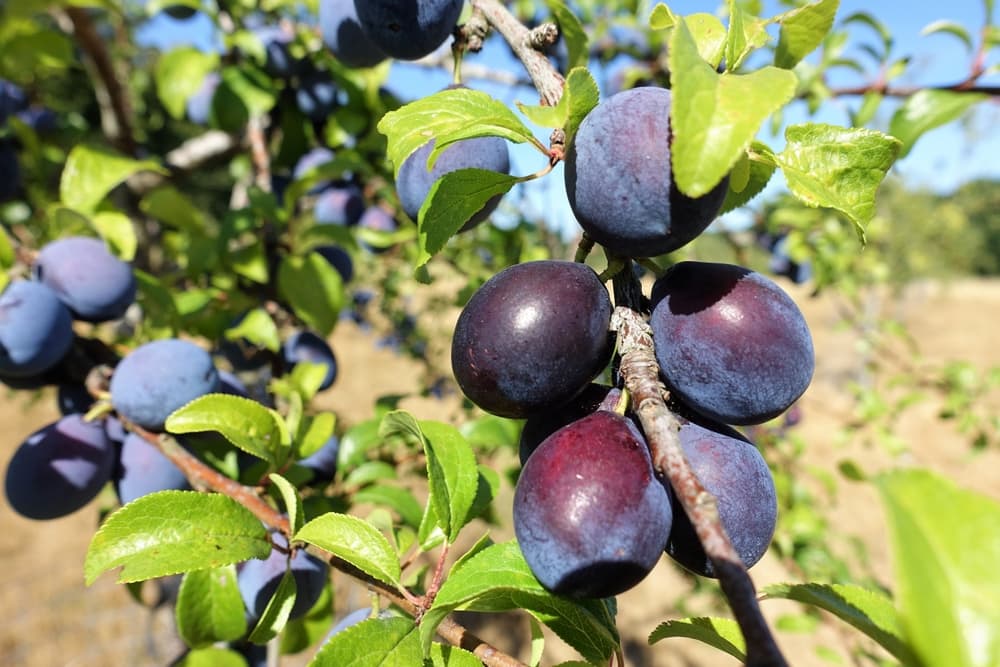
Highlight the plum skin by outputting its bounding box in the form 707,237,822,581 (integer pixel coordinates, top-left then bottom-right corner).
518,384,620,464
238,533,329,620
319,0,386,68
664,414,777,577
110,338,221,431
0,280,74,378
396,136,510,230
5,414,117,520
282,330,337,391
354,0,464,61
514,411,673,598
650,261,814,425
114,432,190,505
451,260,613,419
33,236,137,322
564,87,729,258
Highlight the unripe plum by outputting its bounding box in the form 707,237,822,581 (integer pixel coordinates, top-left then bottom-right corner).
650,261,814,425
33,236,137,322
451,260,612,419
355,0,464,61
664,414,777,577
564,87,729,257
514,411,672,598
5,414,116,520
238,532,329,620
114,432,190,505
396,136,510,230
319,0,386,68
110,338,221,431
0,280,74,378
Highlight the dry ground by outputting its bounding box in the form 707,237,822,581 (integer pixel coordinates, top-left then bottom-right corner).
1,278,998,667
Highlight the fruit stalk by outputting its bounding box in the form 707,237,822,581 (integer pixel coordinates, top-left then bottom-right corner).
611,297,788,667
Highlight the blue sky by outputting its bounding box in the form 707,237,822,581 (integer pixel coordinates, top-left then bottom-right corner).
140,1,998,235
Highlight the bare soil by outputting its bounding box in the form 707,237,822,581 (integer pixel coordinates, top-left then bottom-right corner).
2,278,998,667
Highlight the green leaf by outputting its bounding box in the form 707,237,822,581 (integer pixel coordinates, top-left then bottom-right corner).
247,567,297,644
762,583,918,665
281,585,334,654
414,169,519,267
774,0,840,69
718,142,777,214
841,12,892,61
851,91,882,127
518,67,599,148
90,212,137,261
920,19,973,51
420,420,480,542
682,13,728,67
648,617,746,660
888,89,988,158
172,647,247,667
649,3,676,30
352,485,424,529
61,144,166,213
725,1,770,71
775,123,901,237
269,474,304,535
298,412,336,458
669,21,797,197
85,491,271,584
139,186,210,233
166,394,288,464
155,47,219,119
277,251,345,336
543,1,588,69
296,513,401,588
0,227,13,269
421,542,619,664
175,565,247,648
220,65,278,117
309,616,421,667
225,308,281,353
878,469,1000,667
428,643,483,667
377,88,540,177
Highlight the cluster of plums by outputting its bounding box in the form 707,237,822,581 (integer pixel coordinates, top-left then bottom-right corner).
447,86,815,598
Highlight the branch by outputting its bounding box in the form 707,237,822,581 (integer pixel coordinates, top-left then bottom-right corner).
128,130,244,195
470,0,564,106
611,271,788,667
123,422,526,667
58,7,137,156
828,82,1000,98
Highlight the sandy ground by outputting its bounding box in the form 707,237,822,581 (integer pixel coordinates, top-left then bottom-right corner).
1,277,998,667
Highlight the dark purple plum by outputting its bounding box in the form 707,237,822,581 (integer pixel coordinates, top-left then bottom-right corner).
57,384,94,415
564,87,729,258
316,245,354,283
320,0,386,68
514,411,672,598
4,414,116,520
354,0,464,61
253,25,300,79
0,280,74,378
664,414,777,577
114,432,190,505
0,80,27,123
186,72,219,125
33,236,137,322
0,140,19,201
238,532,329,620
15,107,57,133
518,384,620,464
396,136,510,231
650,261,814,425
314,186,364,226
282,330,337,391
110,338,221,431
295,69,339,121
451,260,612,419
299,435,339,482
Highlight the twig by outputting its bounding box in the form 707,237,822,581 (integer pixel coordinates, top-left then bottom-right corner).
470,0,564,106
827,82,1000,98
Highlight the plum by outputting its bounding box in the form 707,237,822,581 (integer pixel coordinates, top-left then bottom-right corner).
564,87,728,257
238,532,329,620
114,432,190,505
518,384,620,464
33,236,137,322
514,410,672,598
650,261,814,425
319,0,387,68
354,0,464,61
0,280,74,378
5,414,116,520
451,260,612,419
110,338,221,431
282,330,337,391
